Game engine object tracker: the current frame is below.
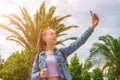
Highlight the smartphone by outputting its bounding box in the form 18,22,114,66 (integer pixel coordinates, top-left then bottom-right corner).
90,10,94,16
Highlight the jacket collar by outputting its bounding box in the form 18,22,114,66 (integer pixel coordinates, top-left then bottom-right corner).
40,47,58,56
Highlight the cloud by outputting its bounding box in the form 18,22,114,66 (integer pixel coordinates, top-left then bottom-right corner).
0,36,22,60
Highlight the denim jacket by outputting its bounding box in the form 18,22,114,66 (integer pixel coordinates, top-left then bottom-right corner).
31,27,93,80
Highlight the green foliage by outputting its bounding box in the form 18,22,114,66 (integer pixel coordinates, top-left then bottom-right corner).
84,57,93,71
0,65,3,78
0,49,30,80
108,67,116,80
0,55,4,65
92,68,103,80
86,35,120,79
0,55,4,78
69,53,82,80
82,71,91,80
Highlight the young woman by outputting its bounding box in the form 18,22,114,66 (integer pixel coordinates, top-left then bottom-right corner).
31,11,99,80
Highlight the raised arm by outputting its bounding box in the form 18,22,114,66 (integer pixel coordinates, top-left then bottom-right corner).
61,11,99,57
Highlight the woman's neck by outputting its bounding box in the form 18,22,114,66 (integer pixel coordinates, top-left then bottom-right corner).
45,44,55,55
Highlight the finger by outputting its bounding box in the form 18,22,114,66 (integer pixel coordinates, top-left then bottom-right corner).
92,14,96,21
94,14,99,20
41,71,44,74
40,71,44,77
43,71,48,77
92,14,99,23
43,68,48,72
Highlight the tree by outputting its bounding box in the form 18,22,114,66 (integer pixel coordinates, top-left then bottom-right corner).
0,55,4,78
0,2,78,53
87,35,120,80
82,71,91,80
69,53,82,80
92,67,103,80
83,57,93,71
0,49,30,80
108,67,115,80
0,55,4,66
0,2,78,76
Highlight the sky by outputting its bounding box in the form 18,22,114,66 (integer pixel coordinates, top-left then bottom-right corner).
0,0,120,63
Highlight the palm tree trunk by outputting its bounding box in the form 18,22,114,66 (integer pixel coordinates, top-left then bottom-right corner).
115,68,120,80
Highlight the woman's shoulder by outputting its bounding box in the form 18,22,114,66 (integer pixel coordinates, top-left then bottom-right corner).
35,51,45,57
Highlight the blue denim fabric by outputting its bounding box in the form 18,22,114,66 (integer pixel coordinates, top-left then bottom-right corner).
31,27,93,80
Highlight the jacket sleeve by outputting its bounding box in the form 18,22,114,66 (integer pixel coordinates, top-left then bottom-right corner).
61,27,93,57
31,54,41,80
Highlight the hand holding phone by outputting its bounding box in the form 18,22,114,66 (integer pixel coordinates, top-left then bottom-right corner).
90,10,99,29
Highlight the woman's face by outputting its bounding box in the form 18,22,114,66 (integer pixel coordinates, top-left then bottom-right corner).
43,29,57,45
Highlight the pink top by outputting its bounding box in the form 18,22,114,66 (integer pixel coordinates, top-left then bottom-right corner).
45,55,60,77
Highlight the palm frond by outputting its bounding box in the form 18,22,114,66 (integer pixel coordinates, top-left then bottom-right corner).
84,57,93,70
7,36,25,48
46,6,56,21
56,25,78,35
57,37,77,46
20,7,35,34
7,35,31,50
88,35,120,71
57,33,67,37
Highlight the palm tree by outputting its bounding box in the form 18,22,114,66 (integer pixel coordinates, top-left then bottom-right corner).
83,57,93,71
0,2,78,76
0,55,4,65
85,35,120,80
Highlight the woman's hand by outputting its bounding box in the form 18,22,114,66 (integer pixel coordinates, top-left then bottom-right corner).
40,68,48,78
90,11,99,30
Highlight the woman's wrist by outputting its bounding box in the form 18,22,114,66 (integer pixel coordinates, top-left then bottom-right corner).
90,25,95,30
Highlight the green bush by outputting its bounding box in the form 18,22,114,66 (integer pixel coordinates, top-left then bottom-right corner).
0,64,3,78
69,53,83,80
0,49,30,80
92,67,103,80
108,67,115,80
82,71,91,80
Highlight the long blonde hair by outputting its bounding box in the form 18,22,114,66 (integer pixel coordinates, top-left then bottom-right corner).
36,28,51,53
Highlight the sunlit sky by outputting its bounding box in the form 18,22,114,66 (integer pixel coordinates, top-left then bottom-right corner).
0,0,120,63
